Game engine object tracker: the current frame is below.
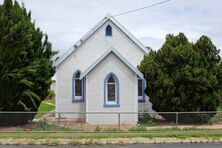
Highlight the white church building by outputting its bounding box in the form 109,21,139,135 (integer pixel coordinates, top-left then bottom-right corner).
54,14,152,125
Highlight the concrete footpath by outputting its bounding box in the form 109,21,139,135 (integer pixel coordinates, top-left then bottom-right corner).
0,138,222,145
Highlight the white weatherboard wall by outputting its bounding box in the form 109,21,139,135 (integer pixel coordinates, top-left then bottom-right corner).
56,19,145,120
86,53,138,124
56,66,86,119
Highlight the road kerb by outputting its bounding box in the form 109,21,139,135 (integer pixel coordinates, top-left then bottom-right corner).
0,138,222,145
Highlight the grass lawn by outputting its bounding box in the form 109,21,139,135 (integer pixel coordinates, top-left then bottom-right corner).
34,99,55,119
44,99,55,105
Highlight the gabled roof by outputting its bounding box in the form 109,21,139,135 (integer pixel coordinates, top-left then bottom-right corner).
80,47,144,80
54,14,150,67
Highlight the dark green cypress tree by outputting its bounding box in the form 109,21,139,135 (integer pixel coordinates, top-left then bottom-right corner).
139,33,222,123
0,0,55,125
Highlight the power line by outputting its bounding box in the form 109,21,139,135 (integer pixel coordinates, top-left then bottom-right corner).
113,0,170,17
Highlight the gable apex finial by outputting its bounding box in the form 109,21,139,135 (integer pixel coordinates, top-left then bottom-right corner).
105,13,112,19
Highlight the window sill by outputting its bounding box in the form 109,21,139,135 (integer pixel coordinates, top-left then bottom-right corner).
103,104,120,108
72,99,84,103
138,99,146,103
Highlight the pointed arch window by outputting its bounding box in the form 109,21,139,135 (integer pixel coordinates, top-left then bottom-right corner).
104,73,119,107
105,25,112,36
72,70,84,102
75,72,82,96
107,76,116,101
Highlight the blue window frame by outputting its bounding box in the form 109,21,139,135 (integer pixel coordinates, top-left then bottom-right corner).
105,25,112,36
104,72,119,107
138,77,146,102
72,70,84,102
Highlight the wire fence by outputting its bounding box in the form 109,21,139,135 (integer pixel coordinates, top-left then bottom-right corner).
0,111,222,132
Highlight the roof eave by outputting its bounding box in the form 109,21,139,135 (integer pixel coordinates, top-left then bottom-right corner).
54,15,150,67
80,47,144,80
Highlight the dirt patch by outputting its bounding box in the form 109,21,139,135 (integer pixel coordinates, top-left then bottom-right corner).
1,111,222,132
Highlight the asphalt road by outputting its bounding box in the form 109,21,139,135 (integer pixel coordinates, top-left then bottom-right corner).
0,144,222,148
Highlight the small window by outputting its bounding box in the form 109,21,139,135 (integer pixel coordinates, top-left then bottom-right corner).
138,77,145,101
105,25,112,36
75,72,82,96
72,70,84,102
138,78,143,97
107,76,116,102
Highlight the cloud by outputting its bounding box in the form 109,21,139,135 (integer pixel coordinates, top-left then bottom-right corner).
0,0,221,54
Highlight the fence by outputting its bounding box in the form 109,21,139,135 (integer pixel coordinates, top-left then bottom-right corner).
0,111,222,132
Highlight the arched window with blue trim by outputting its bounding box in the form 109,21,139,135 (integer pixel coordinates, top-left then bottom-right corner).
72,70,84,102
104,72,119,107
107,76,115,101
105,25,112,36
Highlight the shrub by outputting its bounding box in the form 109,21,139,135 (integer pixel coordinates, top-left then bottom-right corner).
138,113,156,126
94,125,101,131
139,33,222,123
0,0,55,125
46,89,55,100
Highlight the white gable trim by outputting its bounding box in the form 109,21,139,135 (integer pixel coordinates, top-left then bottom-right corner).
54,14,149,67
80,47,144,80
109,16,149,54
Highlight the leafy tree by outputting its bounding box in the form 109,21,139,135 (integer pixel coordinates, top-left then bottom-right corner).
0,0,55,125
139,33,222,123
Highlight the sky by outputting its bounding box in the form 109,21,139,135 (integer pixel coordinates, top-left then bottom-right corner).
0,0,222,55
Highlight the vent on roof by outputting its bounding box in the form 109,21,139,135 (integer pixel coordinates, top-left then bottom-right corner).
74,44,78,48
55,57,60,61
146,46,152,50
